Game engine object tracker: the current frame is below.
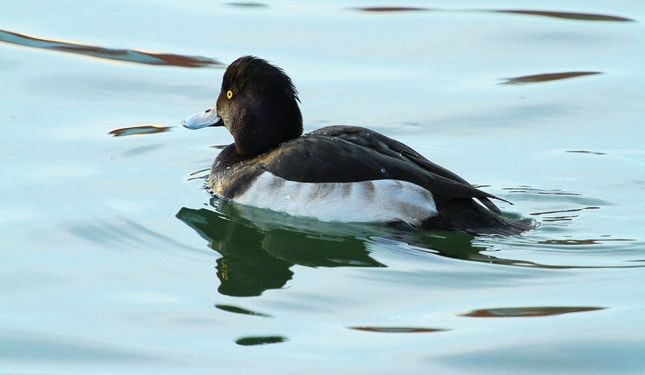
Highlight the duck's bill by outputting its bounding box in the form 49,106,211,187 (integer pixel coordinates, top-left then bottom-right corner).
181,107,223,129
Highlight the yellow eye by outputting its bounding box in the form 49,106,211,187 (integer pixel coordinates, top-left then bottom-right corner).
226,90,233,99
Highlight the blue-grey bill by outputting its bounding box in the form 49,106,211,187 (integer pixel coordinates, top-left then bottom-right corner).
181,107,222,129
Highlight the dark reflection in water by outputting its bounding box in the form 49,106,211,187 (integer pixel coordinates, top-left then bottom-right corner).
215,304,271,317
0,29,222,68
226,2,269,8
567,150,607,156
350,7,632,22
407,230,489,261
530,206,600,223
504,186,582,197
502,72,602,85
176,188,640,295
461,306,605,318
108,125,171,137
179,195,597,292
536,238,634,246
349,326,448,333
353,6,431,12
478,255,642,269
176,202,386,297
491,10,634,22
235,336,288,346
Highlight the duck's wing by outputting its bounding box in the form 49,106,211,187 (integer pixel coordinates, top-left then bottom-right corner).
323,126,507,213
261,126,506,213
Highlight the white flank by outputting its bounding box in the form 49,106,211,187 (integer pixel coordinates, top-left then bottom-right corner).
234,171,437,225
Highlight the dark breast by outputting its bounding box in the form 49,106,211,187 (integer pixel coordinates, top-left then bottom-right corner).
208,145,264,198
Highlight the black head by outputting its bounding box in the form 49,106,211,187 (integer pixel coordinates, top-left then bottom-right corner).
182,56,303,156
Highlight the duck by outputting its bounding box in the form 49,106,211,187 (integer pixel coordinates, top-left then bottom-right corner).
182,55,532,235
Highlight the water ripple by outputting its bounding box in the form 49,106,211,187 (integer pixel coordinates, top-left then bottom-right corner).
108,125,171,137
0,29,222,68
346,7,633,22
215,304,272,317
461,306,605,318
225,2,269,8
349,326,448,333
490,10,635,22
235,336,288,346
502,72,602,85
352,6,431,12
566,150,607,155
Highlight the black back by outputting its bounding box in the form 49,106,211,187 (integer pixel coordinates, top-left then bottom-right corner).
203,56,532,235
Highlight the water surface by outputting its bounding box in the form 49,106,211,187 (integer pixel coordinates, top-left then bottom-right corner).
2,1,645,374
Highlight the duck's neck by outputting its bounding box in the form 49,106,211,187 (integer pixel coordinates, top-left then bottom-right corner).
232,100,303,157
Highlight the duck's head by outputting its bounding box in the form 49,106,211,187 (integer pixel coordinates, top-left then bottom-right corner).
182,55,303,156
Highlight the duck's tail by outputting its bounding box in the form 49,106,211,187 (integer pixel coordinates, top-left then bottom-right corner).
422,198,534,236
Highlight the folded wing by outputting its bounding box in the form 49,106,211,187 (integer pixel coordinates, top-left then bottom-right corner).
261,126,507,214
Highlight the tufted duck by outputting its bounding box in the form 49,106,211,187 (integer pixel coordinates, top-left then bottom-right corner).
182,56,532,235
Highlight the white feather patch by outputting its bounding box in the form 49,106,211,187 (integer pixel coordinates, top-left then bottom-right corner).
234,171,437,225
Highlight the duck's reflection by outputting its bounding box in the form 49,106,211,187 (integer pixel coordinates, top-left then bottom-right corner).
181,198,596,296
176,200,388,296
176,198,503,296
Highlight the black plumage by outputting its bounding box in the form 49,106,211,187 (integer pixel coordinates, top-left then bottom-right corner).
183,56,533,235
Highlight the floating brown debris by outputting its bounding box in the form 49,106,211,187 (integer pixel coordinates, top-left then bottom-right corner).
502,71,602,84
108,125,171,137
0,29,222,68
492,10,634,22
461,306,605,318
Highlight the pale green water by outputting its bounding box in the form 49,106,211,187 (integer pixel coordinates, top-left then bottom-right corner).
2,1,645,374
